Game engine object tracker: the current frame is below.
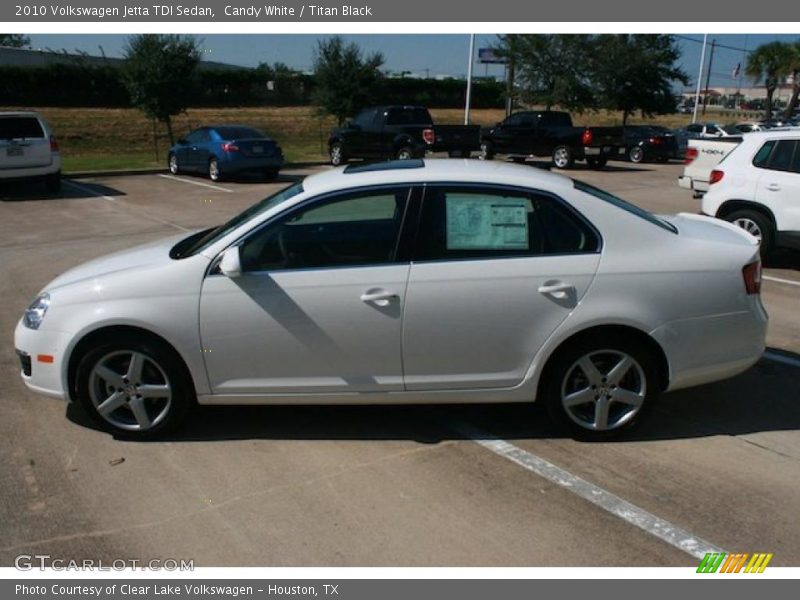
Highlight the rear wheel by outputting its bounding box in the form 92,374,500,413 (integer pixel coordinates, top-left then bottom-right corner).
75,334,195,439
263,168,279,181
478,140,494,160
208,158,222,181
329,142,346,166
725,209,774,259
544,333,658,440
629,146,645,163
396,146,413,160
552,145,574,169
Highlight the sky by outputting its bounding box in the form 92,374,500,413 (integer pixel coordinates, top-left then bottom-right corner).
26,33,800,90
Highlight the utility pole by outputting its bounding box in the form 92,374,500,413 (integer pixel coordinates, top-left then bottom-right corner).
465,34,475,125
692,34,708,124
504,34,516,117
702,39,717,116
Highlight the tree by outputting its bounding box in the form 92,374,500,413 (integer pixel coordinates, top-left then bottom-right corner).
592,35,689,125
0,34,30,48
312,36,384,125
783,41,800,119
746,41,793,121
496,35,596,112
122,34,201,144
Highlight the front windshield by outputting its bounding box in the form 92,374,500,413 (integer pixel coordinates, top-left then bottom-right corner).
170,182,304,258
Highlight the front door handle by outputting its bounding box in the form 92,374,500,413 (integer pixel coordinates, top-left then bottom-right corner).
538,282,574,295
766,183,781,191
360,289,399,306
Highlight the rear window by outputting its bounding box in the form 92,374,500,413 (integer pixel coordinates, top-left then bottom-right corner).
386,108,433,126
574,180,677,234
0,117,45,140
540,112,572,127
214,126,265,140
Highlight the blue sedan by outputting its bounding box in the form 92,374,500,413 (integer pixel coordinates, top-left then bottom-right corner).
168,125,284,182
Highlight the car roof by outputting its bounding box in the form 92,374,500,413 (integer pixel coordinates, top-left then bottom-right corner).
300,159,576,196
0,111,44,118
739,129,800,140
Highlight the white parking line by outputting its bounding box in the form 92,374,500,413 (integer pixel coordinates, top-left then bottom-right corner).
158,173,234,193
452,421,726,560
763,350,800,368
63,180,190,232
763,275,800,287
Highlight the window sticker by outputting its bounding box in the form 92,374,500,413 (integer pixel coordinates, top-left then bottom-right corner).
445,194,530,250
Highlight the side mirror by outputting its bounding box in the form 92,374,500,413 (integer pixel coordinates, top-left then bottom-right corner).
219,246,242,278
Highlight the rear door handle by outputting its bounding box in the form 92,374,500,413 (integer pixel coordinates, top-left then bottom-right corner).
360,289,399,305
766,183,781,191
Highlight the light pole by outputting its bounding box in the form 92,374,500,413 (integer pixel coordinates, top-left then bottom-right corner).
465,34,475,125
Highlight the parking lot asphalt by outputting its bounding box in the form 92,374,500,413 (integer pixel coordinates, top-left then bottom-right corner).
1,160,798,567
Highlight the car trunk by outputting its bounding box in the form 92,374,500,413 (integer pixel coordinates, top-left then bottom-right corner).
0,116,52,170
233,138,279,158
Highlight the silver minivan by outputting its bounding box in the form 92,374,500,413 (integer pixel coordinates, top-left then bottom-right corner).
0,111,61,192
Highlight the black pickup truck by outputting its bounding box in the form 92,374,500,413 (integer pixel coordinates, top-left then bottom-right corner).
328,105,480,165
479,111,625,169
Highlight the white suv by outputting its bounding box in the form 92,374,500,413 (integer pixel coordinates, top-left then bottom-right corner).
702,129,800,256
0,111,61,193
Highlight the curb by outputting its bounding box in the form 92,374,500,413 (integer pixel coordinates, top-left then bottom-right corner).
64,161,329,179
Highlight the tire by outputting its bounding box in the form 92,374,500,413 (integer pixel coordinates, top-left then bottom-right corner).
629,146,645,163
75,333,195,439
543,333,658,440
329,142,346,167
478,140,494,160
396,146,413,160
448,149,468,158
44,172,61,193
586,156,607,169
263,168,279,181
725,209,775,259
168,153,179,174
208,157,222,181
552,145,574,169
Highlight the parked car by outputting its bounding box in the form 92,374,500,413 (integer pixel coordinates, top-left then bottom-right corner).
479,110,626,169
168,125,284,182
726,121,773,134
621,125,679,163
702,129,800,257
327,105,480,165
15,160,766,440
678,136,742,197
0,111,61,193
674,122,734,156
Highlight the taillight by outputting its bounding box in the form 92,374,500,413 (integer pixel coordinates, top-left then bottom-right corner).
222,142,239,153
742,261,762,295
49,135,59,152
649,137,663,145
709,169,724,184
422,128,435,145
581,129,593,145
684,147,698,165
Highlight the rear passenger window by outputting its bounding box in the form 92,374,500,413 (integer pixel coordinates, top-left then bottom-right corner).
0,117,44,140
767,140,797,172
415,186,599,261
753,141,776,167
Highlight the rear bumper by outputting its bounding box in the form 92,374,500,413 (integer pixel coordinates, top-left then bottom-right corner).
652,303,768,392
0,158,61,181
678,175,709,193
220,155,284,173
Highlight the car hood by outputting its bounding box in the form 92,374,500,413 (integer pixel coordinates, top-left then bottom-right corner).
45,232,194,291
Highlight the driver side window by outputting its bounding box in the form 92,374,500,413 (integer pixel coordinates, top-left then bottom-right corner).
239,187,410,272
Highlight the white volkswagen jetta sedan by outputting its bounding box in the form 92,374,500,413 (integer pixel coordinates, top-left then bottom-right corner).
15,160,767,439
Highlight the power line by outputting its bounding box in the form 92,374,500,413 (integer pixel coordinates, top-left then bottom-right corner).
675,34,754,55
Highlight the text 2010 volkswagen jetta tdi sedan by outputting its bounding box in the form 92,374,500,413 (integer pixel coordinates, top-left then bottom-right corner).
15,160,767,439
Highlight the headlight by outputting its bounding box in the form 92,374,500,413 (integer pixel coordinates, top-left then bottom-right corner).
23,293,50,330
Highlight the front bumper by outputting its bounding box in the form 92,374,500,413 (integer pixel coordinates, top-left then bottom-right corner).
13,319,73,400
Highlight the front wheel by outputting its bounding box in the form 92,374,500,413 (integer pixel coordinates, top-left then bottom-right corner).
544,334,658,440
478,141,494,160
75,334,195,438
552,145,574,169
168,153,179,174
725,209,774,259
396,146,413,160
